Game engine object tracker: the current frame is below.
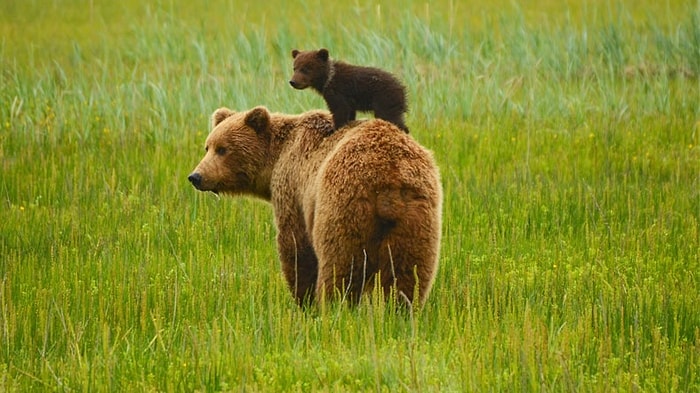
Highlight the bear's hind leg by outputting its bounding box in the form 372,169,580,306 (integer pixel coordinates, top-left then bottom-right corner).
374,108,409,133
373,189,439,306
312,197,380,305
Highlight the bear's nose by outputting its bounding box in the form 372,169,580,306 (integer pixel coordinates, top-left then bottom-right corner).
289,80,297,88
188,172,202,187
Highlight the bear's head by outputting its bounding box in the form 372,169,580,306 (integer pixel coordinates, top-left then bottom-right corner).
188,106,272,198
289,48,331,91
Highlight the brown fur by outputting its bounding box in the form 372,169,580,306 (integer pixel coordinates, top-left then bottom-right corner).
188,107,441,306
290,48,410,133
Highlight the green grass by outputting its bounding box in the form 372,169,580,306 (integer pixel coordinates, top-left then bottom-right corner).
1,0,699,391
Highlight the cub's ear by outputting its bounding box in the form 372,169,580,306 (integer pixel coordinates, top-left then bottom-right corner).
211,107,235,129
245,106,270,133
292,49,300,58
317,48,329,61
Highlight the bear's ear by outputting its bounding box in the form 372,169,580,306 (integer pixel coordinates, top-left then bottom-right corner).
245,106,270,133
211,107,235,129
292,49,300,58
317,48,329,61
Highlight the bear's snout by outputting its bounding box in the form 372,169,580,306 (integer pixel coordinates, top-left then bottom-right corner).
188,172,202,188
289,80,305,89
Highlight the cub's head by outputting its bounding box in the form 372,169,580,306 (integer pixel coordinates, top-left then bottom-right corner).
289,48,331,91
188,106,272,198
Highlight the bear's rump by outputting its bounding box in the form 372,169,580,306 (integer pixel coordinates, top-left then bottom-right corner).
310,176,439,302
308,125,440,301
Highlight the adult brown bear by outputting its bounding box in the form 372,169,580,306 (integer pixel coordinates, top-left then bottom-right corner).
188,107,441,306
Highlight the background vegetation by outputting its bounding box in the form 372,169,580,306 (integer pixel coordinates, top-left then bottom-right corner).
1,0,699,391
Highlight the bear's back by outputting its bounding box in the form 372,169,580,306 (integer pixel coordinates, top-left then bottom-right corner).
320,120,438,197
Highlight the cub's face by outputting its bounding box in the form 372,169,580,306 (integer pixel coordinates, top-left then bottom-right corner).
188,107,271,196
289,48,330,90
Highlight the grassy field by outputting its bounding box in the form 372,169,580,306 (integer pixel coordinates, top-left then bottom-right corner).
1,0,699,391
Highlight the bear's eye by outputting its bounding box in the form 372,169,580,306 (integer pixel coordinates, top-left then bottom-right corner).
215,146,227,156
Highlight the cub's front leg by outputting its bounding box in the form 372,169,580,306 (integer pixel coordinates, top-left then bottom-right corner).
324,93,355,130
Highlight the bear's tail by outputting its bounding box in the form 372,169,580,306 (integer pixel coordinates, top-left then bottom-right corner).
376,187,425,222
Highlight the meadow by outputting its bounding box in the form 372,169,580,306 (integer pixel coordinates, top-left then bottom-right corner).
1,0,699,391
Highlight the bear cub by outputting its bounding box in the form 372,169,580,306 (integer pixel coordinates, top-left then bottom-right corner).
290,48,409,133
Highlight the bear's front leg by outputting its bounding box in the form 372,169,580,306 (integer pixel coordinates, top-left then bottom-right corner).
324,95,353,130
276,230,318,305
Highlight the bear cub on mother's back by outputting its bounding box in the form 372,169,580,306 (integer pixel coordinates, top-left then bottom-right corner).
290,48,409,133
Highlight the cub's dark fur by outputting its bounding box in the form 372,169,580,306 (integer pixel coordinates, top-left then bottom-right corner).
290,48,409,133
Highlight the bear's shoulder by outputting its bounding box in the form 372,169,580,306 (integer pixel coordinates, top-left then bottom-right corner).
294,110,334,135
